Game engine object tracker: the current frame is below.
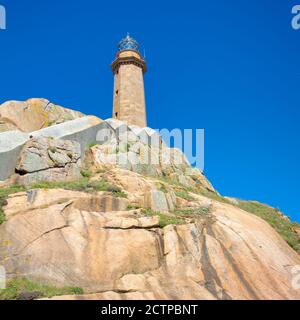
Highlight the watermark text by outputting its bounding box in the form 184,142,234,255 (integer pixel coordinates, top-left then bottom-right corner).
0,5,6,30
292,5,300,30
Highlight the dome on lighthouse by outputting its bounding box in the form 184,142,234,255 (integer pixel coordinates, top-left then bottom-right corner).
118,33,140,52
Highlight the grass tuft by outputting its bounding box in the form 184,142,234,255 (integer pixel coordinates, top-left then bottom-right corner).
236,200,300,252
142,209,186,228
80,169,92,178
174,207,211,216
0,179,127,226
0,277,83,300
88,142,98,148
127,204,141,210
175,190,195,201
30,179,127,198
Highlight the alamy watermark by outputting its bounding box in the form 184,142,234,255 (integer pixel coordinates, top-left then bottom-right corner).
292,5,300,30
95,126,205,172
0,5,6,30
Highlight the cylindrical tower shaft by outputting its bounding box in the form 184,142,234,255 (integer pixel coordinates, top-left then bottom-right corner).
111,35,147,128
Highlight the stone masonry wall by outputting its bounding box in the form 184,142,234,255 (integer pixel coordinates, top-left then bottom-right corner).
112,56,147,128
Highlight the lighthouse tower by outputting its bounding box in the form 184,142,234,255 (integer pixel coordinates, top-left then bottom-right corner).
111,34,147,128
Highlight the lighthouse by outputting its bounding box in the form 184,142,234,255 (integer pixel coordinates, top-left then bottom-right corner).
111,34,147,128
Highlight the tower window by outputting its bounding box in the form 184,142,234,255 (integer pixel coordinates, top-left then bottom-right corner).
115,90,119,95
115,112,118,117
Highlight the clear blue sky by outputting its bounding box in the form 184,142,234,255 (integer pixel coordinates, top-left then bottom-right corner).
0,0,299,222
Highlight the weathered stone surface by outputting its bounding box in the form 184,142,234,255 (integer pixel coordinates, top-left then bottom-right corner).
1,190,300,300
0,119,18,133
0,98,83,133
98,168,176,211
31,116,111,154
99,168,155,207
105,118,131,136
15,137,82,185
0,116,114,181
3,101,296,301
4,189,129,219
100,211,159,229
111,49,147,128
147,189,169,212
0,130,30,181
128,125,162,147
89,121,214,192
1,112,214,195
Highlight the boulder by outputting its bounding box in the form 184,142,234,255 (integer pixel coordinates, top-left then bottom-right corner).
99,168,176,211
100,168,155,207
1,189,300,300
15,137,82,185
0,116,115,181
86,119,216,192
0,130,30,181
0,98,83,133
31,116,112,154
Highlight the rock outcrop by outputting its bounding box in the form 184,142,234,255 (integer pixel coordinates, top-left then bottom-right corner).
0,115,109,181
1,187,299,300
86,119,214,192
1,99,299,301
0,104,212,193
0,98,83,133
15,137,82,185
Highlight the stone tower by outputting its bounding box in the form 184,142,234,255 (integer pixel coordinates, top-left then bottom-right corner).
111,34,147,127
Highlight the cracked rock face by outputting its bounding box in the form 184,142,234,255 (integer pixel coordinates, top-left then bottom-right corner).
0,98,83,133
1,189,300,300
88,133,214,192
15,137,82,185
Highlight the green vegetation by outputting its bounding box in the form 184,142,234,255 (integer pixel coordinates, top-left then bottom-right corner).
46,120,56,127
1,172,299,254
0,278,83,300
197,185,300,252
0,178,127,225
104,184,127,198
0,185,26,225
156,175,300,252
174,207,211,216
0,210,5,225
158,176,300,252
158,176,226,203
88,142,98,149
0,185,26,200
195,188,300,252
80,169,92,178
127,204,141,210
158,176,184,188
48,146,57,153
143,209,186,228
197,188,230,204
30,179,127,198
175,190,195,201
235,200,300,252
